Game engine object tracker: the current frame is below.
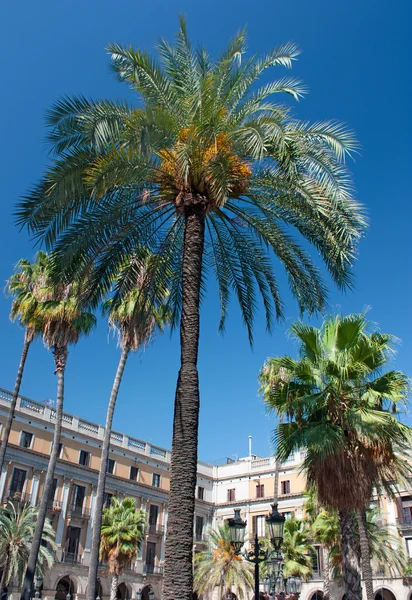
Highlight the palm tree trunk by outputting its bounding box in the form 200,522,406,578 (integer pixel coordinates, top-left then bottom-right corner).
358,509,374,600
110,574,118,600
339,509,362,600
0,553,10,600
163,208,205,600
20,344,67,600
322,545,330,600
86,346,130,600
0,332,32,473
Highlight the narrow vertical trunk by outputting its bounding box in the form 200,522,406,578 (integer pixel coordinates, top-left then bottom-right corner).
339,509,362,600
0,553,10,600
358,510,374,600
322,545,330,600
86,346,130,600
0,332,32,473
109,574,118,600
163,209,205,600
20,345,67,600
273,414,283,504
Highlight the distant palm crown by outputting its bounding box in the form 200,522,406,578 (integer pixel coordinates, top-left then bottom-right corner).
18,19,366,339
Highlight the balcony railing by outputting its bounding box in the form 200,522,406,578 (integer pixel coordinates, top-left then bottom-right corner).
61,552,83,564
397,516,412,528
67,504,91,519
147,523,165,536
4,490,32,504
47,499,63,512
143,565,163,576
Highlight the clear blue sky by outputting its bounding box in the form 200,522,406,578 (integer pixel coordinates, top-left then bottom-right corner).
1,0,411,464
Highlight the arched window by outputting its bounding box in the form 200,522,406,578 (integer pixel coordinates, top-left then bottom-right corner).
375,590,397,600
55,576,76,600
116,583,131,600
310,592,324,600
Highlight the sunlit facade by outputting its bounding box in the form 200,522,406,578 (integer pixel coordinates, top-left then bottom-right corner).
0,387,410,600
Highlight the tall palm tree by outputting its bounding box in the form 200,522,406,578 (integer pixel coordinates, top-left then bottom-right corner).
20,287,95,600
194,523,254,600
87,262,169,600
264,313,411,600
17,21,366,599
0,502,56,599
281,517,315,581
1,252,51,474
100,497,145,600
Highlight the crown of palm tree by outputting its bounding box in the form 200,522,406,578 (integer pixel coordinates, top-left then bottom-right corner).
17,20,366,341
194,523,254,600
5,251,52,340
265,313,411,510
0,502,56,587
281,517,315,580
103,253,170,351
100,497,146,576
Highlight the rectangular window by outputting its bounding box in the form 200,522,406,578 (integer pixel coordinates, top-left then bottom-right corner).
107,459,115,474
145,541,156,572
281,511,293,520
79,450,91,467
281,480,290,495
195,516,204,540
256,484,265,498
311,547,321,572
152,473,161,488
10,468,26,496
58,443,64,458
103,492,113,508
48,478,58,503
130,466,139,481
404,507,412,525
227,488,236,502
149,504,159,527
197,486,204,500
65,525,81,556
406,538,412,559
256,515,266,537
72,484,85,509
20,431,33,449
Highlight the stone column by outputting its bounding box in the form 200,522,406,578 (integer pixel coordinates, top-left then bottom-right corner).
83,486,97,566
30,469,41,506
160,504,168,562
0,462,9,501
56,478,71,548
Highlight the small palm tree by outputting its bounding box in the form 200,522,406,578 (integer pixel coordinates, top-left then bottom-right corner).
311,508,340,600
281,517,314,580
0,252,51,474
264,313,411,600
0,502,56,599
194,523,254,600
20,286,95,600
17,21,366,599
87,260,169,598
100,497,145,600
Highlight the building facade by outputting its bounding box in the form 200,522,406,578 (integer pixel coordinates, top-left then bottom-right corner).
0,387,411,600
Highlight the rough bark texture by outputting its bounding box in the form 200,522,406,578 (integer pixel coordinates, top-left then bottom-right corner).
162,210,205,600
86,346,130,600
109,574,118,600
358,509,374,600
0,553,9,600
20,345,67,600
0,333,32,473
322,545,330,600
339,509,362,600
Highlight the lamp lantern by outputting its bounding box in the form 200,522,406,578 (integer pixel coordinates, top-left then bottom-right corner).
228,509,247,555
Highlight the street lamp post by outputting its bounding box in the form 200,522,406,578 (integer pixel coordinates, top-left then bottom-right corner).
228,506,286,600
